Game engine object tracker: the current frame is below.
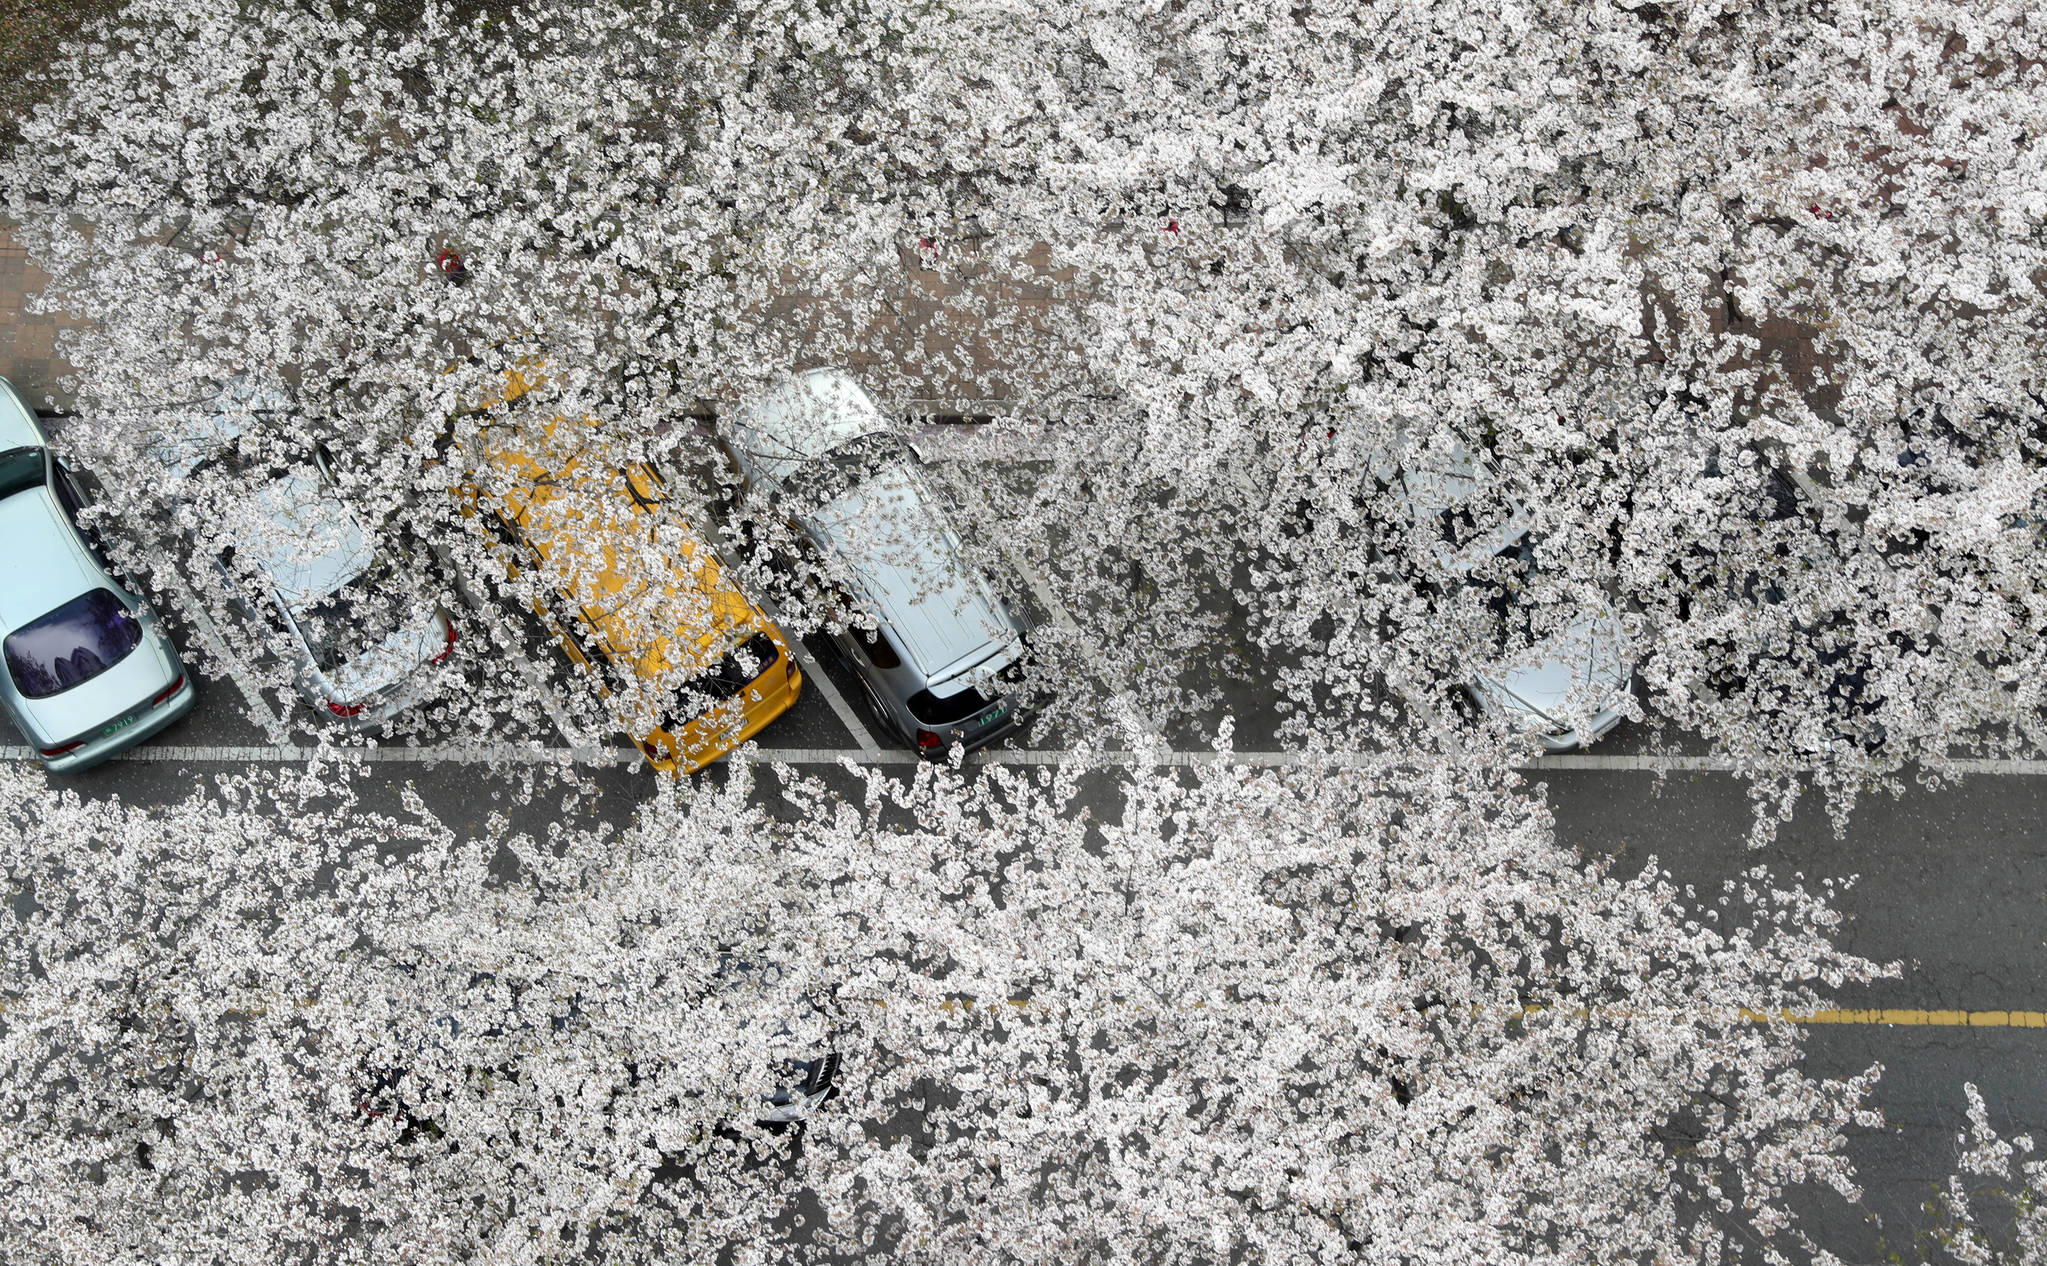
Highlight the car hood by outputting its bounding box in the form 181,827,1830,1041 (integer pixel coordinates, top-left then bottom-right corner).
13,612,179,745
808,464,1020,683
1473,601,1633,728
728,369,892,488
240,470,374,609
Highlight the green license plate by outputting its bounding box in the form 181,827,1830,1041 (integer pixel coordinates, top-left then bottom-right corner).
101,715,137,737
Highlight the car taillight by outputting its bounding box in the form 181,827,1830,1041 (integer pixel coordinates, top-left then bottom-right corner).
328,700,366,718
784,658,796,679
431,620,458,663
151,675,185,708
38,741,83,758
915,729,943,750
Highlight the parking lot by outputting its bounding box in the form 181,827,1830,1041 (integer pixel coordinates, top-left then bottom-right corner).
4,222,2045,1263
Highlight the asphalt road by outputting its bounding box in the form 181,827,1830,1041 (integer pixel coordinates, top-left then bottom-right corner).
4,575,2043,1264
1542,768,2047,1261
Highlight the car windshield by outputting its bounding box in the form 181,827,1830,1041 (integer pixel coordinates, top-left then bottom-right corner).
664,631,779,727
0,446,44,499
292,557,413,672
4,589,143,699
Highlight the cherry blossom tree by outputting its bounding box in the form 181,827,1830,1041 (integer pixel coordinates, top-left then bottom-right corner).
6,0,2042,806
1911,1085,2047,1266
0,744,1901,1262
911,0,2047,810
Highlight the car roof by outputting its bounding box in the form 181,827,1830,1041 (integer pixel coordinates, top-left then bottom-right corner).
0,483,108,630
237,469,376,610
726,368,892,487
1387,438,1537,574
809,463,1015,682
481,426,762,681
0,378,47,453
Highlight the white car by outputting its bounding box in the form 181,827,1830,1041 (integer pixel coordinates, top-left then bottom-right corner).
148,377,458,729
1379,435,1633,751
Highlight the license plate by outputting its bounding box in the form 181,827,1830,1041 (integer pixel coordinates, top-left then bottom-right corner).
980,705,1009,727
101,715,137,737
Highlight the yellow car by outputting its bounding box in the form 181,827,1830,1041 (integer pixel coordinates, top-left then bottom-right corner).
451,362,801,773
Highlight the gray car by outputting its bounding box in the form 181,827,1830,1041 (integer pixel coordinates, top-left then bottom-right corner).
149,378,457,730
722,368,1033,755
0,377,195,770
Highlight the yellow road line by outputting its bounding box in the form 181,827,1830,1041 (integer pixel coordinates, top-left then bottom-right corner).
1761,1008,2047,1028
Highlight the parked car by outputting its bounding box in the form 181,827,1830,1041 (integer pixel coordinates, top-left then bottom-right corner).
721,368,1033,756
1376,433,1633,751
146,377,457,729
0,376,195,769
452,361,802,772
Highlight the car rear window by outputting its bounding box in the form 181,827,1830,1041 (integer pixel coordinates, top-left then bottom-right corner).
906,684,997,726
293,557,410,672
4,589,143,699
664,631,780,726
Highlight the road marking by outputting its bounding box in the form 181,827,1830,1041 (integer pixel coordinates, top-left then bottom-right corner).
788,636,882,755
717,559,880,756
0,742,617,766
1778,1008,2047,1028
1005,550,1078,635
167,572,287,739
8,742,2047,776
998,544,1179,737
471,594,598,750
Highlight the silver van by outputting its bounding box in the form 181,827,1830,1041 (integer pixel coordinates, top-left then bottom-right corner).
721,369,1032,755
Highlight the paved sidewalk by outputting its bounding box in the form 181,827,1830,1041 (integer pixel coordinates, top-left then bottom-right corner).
0,219,1096,421
0,224,85,412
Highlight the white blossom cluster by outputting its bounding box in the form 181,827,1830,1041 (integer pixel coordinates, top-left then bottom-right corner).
0,750,1907,1262
3,0,2042,798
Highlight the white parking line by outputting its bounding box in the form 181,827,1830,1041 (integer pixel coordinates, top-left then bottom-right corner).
167,573,288,739
998,544,1179,737
7,742,2047,775
1006,551,1078,635
787,636,883,755
468,592,598,750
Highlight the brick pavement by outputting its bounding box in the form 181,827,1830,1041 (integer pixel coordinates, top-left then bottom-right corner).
0,223,86,414
0,218,1095,422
